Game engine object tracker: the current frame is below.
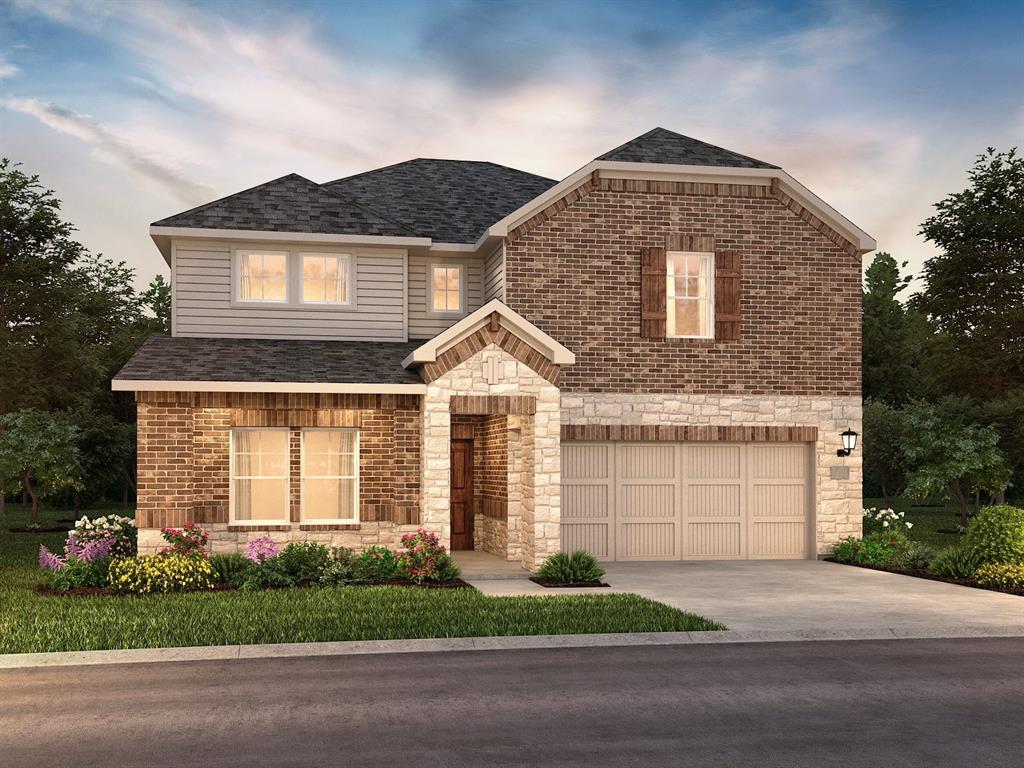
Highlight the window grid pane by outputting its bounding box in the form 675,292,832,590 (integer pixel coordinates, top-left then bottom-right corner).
239,253,288,302
431,266,461,312
302,430,358,522
666,252,713,337
231,429,288,522
302,255,350,304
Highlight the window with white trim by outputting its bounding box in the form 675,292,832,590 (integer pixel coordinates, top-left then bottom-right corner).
301,253,352,305
237,251,289,303
429,263,464,314
667,251,714,338
230,429,289,523
301,429,359,523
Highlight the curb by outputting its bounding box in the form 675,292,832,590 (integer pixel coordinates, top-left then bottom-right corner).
4,626,1024,669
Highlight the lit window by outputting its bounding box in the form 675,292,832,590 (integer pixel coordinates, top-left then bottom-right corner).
430,264,463,313
301,430,359,523
230,429,289,523
237,251,288,302
302,253,352,305
667,252,714,338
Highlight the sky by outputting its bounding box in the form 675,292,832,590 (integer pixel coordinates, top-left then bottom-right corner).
2,0,1022,291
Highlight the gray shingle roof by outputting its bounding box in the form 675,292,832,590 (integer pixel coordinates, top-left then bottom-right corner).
115,335,424,385
152,174,417,237
324,159,557,243
596,127,777,169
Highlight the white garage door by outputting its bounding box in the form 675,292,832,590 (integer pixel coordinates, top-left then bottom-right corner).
561,442,813,561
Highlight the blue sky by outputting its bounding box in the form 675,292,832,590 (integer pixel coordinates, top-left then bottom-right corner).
2,0,1022,288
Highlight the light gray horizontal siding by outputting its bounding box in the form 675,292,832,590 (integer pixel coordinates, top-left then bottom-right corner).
484,244,504,302
407,255,484,340
172,241,407,341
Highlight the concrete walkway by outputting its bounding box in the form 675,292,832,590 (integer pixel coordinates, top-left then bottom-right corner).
600,559,1024,634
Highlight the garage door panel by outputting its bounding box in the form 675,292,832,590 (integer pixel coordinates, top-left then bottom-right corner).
751,521,806,557
622,522,676,559
751,484,806,517
562,484,608,519
621,484,675,518
751,445,806,479
561,443,614,560
563,444,610,479
687,445,741,479
619,445,675,479
562,523,611,559
687,522,742,557
688,484,740,517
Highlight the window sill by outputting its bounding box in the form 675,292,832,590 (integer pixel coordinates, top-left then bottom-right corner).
299,523,361,531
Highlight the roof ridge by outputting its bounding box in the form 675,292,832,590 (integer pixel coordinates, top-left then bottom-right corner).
325,157,556,187
151,173,305,226
314,181,421,237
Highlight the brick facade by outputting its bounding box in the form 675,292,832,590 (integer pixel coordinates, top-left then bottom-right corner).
503,178,862,396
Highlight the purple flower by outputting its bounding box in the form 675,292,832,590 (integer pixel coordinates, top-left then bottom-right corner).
245,536,280,563
79,536,114,562
63,532,83,558
39,545,65,571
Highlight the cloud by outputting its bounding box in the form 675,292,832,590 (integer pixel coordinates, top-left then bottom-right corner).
1,97,212,202
0,55,20,78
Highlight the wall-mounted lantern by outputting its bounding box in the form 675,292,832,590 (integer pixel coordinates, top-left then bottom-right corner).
836,428,858,457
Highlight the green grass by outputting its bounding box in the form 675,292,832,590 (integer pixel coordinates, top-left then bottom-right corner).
0,504,724,654
863,496,965,552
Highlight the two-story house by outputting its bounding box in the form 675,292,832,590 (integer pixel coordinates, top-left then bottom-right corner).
114,127,873,568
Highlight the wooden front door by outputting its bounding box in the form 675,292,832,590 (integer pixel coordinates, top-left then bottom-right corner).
450,439,474,550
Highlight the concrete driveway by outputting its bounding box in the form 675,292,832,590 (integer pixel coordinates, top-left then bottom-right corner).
601,560,1024,637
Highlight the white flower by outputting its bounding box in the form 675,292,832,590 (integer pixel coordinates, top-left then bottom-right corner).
906,522,914,529
882,520,890,527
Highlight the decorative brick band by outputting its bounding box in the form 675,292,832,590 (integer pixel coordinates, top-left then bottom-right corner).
600,176,772,199
298,524,362,531
227,525,292,532
230,409,361,428
770,178,858,257
450,395,537,415
420,321,560,386
507,172,599,243
560,424,818,443
137,391,420,410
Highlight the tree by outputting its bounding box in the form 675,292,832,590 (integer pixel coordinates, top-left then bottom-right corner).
901,400,1011,526
862,400,912,507
913,148,1024,397
142,274,171,334
0,410,82,524
862,253,931,404
68,408,136,512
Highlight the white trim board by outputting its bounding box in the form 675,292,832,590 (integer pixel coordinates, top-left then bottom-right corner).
113,380,427,394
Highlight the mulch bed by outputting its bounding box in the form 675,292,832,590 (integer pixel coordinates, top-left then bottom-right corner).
34,579,473,597
529,577,610,588
824,558,1024,597
8,526,69,534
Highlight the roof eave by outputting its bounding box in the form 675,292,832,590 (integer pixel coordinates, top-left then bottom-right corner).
112,379,426,394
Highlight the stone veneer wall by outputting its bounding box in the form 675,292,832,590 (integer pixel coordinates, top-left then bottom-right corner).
560,393,862,554
422,346,560,570
135,392,422,554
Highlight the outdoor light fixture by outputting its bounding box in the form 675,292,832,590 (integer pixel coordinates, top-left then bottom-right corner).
837,428,858,457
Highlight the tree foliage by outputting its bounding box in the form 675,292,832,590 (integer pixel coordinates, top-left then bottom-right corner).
0,410,82,523
862,400,911,506
913,148,1024,397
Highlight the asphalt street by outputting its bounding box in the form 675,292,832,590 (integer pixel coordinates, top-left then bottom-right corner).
3,637,1023,767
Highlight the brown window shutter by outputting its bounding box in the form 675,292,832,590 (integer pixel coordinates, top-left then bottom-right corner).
714,250,741,341
640,246,667,338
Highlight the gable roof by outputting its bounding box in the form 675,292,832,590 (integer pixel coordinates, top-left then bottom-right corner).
324,159,556,243
596,127,777,169
151,173,416,237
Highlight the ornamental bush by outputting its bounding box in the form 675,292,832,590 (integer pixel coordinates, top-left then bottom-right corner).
244,536,280,563
927,542,985,579
278,542,331,584
962,505,1024,565
160,521,209,557
355,545,401,581
109,554,216,594
209,552,254,587
537,550,605,584
974,563,1024,592
396,530,460,584
72,514,136,557
38,542,112,591
862,507,914,536
831,531,932,570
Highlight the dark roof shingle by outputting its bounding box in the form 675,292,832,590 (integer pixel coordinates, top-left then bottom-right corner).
325,159,556,243
152,174,417,237
596,127,777,169
115,335,424,385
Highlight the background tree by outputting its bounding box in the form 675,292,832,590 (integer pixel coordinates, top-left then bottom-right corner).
142,274,171,334
902,400,1011,526
0,410,82,525
862,253,931,404
913,148,1024,397
862,400,912,506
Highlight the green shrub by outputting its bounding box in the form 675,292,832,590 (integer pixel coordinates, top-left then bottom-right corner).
41,557,111,591
209,552,253,586
830,531,932,570
974,563,1024,591
238,558,296,592
927,543,985,579
319,547,367,586
537,550,605,583
278,542,331,583
396,530,460,584
963,505,1024,565
109,554,216,594
355,545,400,581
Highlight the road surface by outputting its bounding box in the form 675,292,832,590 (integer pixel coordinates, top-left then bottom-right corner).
3,637,1023,767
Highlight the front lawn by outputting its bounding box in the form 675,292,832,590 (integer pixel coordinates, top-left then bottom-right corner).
0,505,724,654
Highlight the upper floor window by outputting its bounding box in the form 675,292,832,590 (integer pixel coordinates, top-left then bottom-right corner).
302,253,352,305
667,251,714,338
238,251,288,303
429,263,464,314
